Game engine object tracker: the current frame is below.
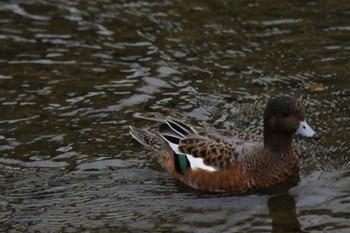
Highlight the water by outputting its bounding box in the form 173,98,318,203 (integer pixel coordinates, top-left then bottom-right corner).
0,0,349,232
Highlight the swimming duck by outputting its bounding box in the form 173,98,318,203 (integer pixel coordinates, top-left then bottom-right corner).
129,96,319,193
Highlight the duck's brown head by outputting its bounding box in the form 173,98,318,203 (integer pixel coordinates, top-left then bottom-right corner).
264,96,320,140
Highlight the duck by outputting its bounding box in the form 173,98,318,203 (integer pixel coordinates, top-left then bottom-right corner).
129,96,319,193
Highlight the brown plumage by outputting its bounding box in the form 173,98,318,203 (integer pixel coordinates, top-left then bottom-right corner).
129,96,319,193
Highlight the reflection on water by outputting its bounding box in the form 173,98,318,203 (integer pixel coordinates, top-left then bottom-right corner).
0,0,349,232
268,193,301,232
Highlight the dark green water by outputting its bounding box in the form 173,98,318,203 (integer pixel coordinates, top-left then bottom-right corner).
0,0,349,232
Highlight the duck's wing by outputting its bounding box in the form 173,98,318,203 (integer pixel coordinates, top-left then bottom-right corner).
132,113,260,171
178,136,245,170
133,112,262,142
194,127,263,144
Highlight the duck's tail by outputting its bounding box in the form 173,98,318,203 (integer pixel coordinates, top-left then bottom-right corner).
129,113,198,170
129,113,216,176
129,125,171,169
129,126,162,148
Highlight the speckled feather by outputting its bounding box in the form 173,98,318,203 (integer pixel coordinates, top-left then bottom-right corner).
179,136,240,170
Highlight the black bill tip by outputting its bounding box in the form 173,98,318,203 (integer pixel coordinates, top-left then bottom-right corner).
311,133,320,140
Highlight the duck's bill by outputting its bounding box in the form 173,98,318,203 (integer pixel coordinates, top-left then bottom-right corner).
297,120,320,140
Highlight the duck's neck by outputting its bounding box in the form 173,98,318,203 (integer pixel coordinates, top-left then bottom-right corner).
263,129,294,152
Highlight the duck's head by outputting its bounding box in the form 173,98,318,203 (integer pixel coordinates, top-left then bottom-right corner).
264,96,320,140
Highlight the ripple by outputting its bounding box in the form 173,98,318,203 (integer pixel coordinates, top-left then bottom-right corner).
34,33,71,39
259,18,303,26
75,159,133,172
0,34,36,43
0,115,40,125
1,3,51,21
8,59,76,65
0,158,68,168
325,26,350,31
65,91,105,104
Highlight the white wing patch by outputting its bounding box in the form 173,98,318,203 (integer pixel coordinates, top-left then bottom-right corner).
186,155,216,172
160,135,216,172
